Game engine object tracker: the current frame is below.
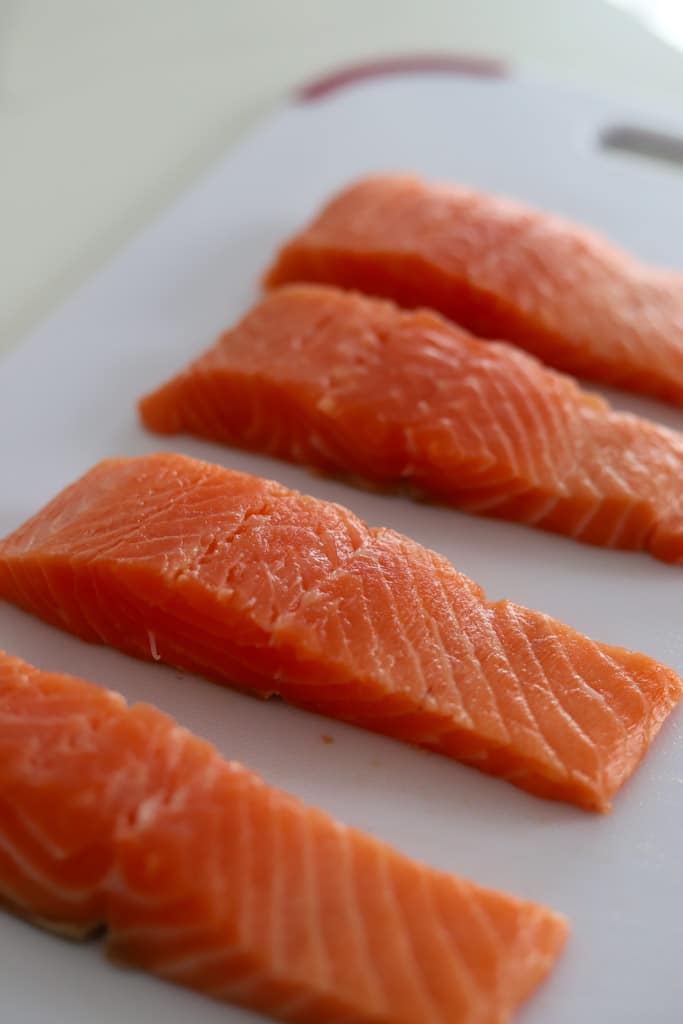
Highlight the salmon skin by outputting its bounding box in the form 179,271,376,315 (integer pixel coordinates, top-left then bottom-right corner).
0,649,568,1022
139,285,683,564
0,453,680,812
263,175,683,406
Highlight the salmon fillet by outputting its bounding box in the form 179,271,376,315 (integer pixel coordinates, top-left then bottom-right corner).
139,285,683,563
263,175,683,405
0,453,680,812
0,649,568,1022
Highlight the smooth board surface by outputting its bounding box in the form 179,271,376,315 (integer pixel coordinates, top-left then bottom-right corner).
1,71,682,1023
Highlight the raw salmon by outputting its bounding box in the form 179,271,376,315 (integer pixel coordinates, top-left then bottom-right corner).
0,649,568,1022
139,285,683,563
0,453,680,812
263,175,683,405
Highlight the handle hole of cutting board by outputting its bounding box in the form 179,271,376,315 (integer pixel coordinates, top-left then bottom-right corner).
600,124,683,171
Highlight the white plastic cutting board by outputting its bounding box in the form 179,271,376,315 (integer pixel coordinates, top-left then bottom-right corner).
1,69,682,1024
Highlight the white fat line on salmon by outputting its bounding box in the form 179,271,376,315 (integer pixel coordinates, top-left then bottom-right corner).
148,631,160,661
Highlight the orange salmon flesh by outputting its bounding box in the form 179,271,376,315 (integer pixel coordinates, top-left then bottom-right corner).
0,453,680,812
264,175,683,406
0,649,568,1023
140,284,683,563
